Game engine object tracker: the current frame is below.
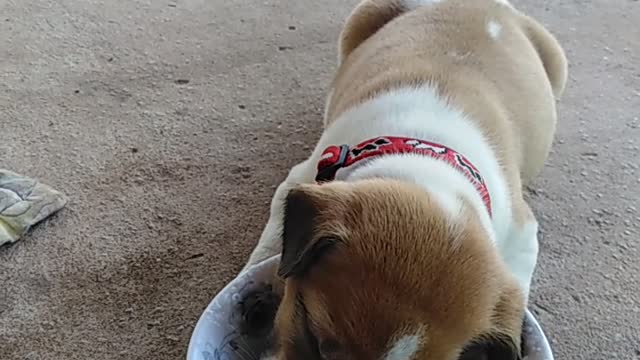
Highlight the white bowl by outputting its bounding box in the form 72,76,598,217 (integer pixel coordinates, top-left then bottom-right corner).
187,255,554,360
187,255,281,360
522,308,555,360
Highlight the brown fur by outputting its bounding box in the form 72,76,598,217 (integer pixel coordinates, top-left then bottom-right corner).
272,180,524,359
269,0,567,358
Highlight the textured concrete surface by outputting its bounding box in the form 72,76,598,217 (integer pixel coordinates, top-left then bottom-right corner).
1,0,638,359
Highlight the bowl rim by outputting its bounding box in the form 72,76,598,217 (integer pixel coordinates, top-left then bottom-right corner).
523,307,555,359
187,255,281,360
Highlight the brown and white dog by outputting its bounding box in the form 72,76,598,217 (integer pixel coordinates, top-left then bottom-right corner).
243,0,567,359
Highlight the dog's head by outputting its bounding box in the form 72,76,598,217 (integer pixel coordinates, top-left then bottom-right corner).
270,179,525,360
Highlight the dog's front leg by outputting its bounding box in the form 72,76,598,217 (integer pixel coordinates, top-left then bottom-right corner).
240,159,315,274
501,202,540,300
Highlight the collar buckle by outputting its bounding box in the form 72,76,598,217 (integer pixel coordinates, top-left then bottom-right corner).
315,144,350,182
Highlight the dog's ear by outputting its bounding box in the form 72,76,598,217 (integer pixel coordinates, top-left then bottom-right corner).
278,186,341,279
458,334,522,360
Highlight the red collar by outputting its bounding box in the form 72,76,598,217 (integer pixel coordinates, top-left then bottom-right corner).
316,136,492,217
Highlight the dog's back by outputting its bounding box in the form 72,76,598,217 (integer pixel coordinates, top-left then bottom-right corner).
327,0,567,183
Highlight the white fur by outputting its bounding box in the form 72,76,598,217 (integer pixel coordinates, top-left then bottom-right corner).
245,86,537,296
487,20,502,39
501,221,540,298
385,331,423,360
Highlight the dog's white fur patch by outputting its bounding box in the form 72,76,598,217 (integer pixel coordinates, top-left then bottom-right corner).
385,330,423,360
487,20,502,39
501,220,539,298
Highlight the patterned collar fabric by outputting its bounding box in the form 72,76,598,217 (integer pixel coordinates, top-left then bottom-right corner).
316,136,492,217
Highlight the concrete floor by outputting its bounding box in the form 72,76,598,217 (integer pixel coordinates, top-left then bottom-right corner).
1,0,639,359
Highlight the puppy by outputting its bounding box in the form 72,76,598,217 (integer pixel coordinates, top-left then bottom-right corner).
244,0,567,358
